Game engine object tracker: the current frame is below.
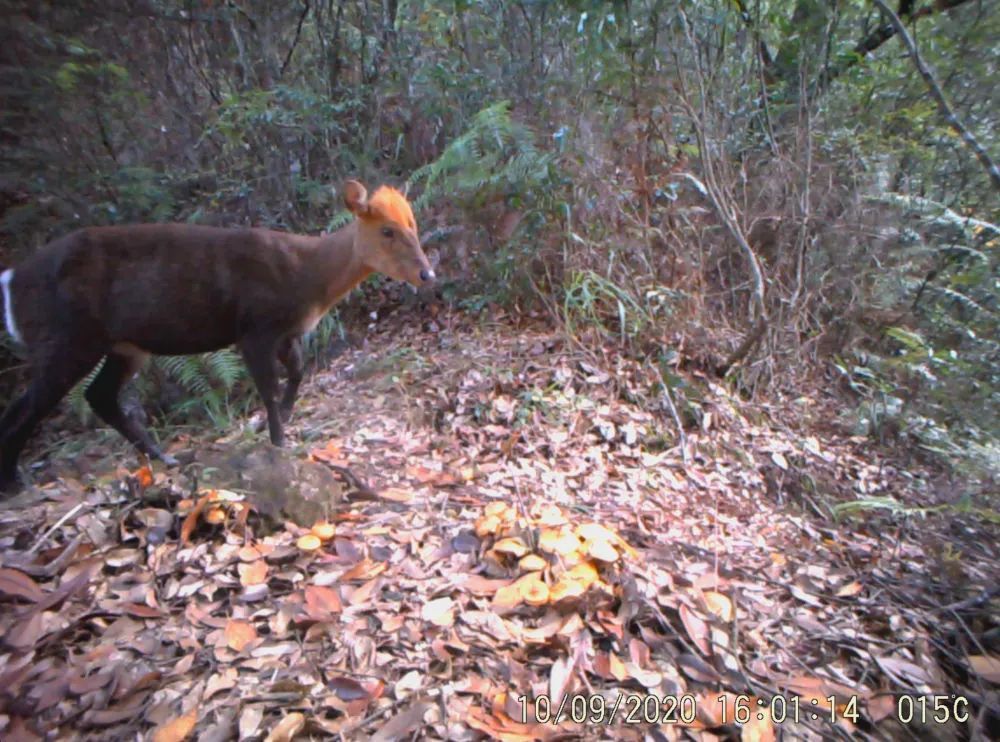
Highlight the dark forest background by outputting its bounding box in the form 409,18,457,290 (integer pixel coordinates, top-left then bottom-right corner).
0,0,997,485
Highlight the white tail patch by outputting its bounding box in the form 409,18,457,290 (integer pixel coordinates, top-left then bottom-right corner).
1,269,22,345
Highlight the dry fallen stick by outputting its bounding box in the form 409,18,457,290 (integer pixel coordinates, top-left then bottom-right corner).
10,534,85,578
28,502,85,554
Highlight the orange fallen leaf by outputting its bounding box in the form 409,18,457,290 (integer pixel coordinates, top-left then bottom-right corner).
297,534,322,551
523,580,550,607
549,579,585,603
311,522,336,540
310,439,348,465
340,559,388,582
586,538,619,563
379,487,415,503
264,712,305,742
968,654,1000,684
180,493,212,545
304,584,343,619
835,581,863,598
494,537,529,558
703,591,734,621
152,708,198,742
492,583,523,610
475,515,502,538
238,560,268,587
484,502,514,519
518,554,547,572
224,619,258,652
203,507,226,525
134,465,154,489
566,562,599,587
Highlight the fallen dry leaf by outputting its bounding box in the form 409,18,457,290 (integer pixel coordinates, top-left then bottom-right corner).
264,712,305,742
0,568,44,602
967,654,1000,684
224,619,258,652
238,560,268,587
151,708,198,742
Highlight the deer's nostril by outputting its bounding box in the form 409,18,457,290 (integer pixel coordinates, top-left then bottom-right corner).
419,268,435,283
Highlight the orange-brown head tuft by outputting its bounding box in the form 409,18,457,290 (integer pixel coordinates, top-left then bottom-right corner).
365,186,416,230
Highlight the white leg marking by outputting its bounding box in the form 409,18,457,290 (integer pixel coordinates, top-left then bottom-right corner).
1,269,22,345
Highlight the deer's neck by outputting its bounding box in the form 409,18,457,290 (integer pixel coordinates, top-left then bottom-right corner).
308,222,373,308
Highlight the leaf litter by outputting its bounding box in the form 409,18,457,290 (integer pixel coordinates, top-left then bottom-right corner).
0,306,996,741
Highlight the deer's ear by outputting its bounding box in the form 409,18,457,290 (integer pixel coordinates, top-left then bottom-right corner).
343,180,370,216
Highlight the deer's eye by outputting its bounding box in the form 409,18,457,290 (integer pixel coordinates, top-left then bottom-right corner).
381,227,394,238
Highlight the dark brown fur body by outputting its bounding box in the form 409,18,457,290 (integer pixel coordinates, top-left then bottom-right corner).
15,224,330,355
0,181,433,493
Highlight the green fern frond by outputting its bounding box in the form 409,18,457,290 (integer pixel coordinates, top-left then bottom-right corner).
205,349,246,390
408,100,552,212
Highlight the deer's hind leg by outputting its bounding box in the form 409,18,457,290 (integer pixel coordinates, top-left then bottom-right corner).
0,341,103,493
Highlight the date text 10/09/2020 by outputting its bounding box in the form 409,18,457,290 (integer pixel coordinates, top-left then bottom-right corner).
514,693,971,726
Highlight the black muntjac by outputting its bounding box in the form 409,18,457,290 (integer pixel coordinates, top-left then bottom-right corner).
0,180,434,493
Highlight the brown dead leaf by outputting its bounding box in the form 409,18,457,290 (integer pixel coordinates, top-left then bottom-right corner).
371,700,431,741
523,579,549,606
304,584,343,619
967,654,1000,684
679,604,711,655
121,602,164,619
180,493,211,545
238,544,265,562
264,712,305,742
465,706,537,742
0,568,44,602
69,671,114,695
349,577,381,606
205,668,239,700
421,597,456,626
340,559,388,582
493,537,529,558
866,693,898,723
548,655,574,708
781,675,863,711
311,521,336,540
835,580,863,598
238,560,269,587
491,582,522,611
379,487,415,503
310,439,348,466
34,557,101,613
151,708,198,742
296,533,322,551
677,653,722,684
741,709,776,741
329,675,370,702
875,655,932,686
224,619,258,652
586,538,619,563
459,575,512,596
703,591,734,622
518,554,547,572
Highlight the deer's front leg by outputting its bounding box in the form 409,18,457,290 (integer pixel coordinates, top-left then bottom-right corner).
277,335,304,423
240,336,284,447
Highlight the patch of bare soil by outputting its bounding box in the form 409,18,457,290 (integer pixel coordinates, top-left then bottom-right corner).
0,308,997,740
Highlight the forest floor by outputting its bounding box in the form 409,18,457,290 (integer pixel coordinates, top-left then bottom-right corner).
0,305,997,741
